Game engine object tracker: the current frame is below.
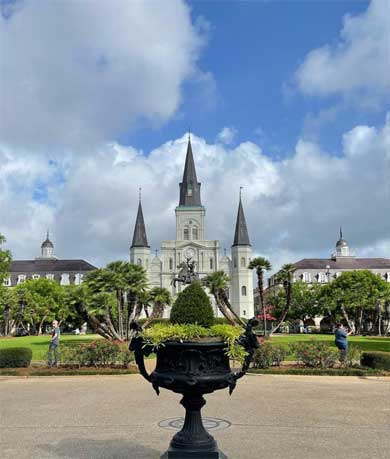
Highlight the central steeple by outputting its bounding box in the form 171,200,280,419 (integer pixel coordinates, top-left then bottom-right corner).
232,192,251,247
179,137,202,207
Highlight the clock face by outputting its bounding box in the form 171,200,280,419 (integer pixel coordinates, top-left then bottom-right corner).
184,247,195,259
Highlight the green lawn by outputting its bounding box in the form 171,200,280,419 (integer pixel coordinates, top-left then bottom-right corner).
269,334,390,359
0,334,102,361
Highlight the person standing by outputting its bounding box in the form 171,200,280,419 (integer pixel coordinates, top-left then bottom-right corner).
48,319,60,367
334,323,353,363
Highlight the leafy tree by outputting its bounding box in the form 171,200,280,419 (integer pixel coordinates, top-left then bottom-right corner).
0,234,12,284
14,278,65,334
288,282,322,322
82,261,148,341
248,257,272,335
317,270,389,335
143,287,172,328
268,263,296,335
0,285,17,335
202,271,244,326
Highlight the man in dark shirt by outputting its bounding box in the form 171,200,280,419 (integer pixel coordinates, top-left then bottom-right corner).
48,319,60,367
334,323,353,363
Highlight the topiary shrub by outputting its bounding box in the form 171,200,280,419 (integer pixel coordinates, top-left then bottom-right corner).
361,351,390,370
170,281,214,328
0,347,33,368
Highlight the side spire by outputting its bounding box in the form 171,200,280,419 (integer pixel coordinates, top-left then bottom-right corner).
131,194,149,248
179,136,202,206
232,189,251,247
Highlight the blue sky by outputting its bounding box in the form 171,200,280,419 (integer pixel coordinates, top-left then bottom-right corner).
127,0,379,156
1,0,389,268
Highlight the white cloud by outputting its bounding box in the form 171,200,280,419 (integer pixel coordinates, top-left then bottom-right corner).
2,117,389,271
295,0,390,102
216,127,238,145
0,0,207,148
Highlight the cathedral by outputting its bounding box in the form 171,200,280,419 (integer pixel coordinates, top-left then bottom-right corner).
129,138,254,319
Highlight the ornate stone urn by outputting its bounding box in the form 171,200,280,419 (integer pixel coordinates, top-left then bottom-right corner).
130,319,259,459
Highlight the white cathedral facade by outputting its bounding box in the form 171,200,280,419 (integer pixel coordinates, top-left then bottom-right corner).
130,138,254,319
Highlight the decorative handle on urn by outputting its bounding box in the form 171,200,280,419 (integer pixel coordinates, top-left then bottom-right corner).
231,318,260,386
129,322,154,383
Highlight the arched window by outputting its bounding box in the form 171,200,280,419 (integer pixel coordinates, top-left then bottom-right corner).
243,310,246,316
241,286,247,296
240,257,246,268
169,258,173,270
183,227,189,240
137,258,142,266
209,258,214,270
192,227,198,240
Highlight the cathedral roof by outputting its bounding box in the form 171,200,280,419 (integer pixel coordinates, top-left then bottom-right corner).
179,138,202,207
232,195,251,247
131,200,149,248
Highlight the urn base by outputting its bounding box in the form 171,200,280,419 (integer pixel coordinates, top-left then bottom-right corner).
161,447,227,459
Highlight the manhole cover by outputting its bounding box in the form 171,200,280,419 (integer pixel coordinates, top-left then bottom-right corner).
159,417,231,431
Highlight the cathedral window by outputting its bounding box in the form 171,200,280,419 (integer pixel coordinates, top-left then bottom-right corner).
209,258,214,270
137,258,142,266
192,227,198,240
184,227,189,240
240,257,246,268
243,310,246,316
169,258,173,270
241,286,247,296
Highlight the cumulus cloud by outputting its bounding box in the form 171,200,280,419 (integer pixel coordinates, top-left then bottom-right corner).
2,118,389,271
216,127,238,145
295,0,390,102
0,0,207,147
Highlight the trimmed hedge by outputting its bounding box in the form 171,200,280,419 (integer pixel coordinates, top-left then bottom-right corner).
361,351,390,370
170,281,214,328
0,347,33,368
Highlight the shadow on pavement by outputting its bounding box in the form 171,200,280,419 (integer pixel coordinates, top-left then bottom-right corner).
41,437,160,459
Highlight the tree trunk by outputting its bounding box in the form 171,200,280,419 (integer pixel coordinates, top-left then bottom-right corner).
142,301,164,329
117,290,124,340
340,305,355,333
38,315,47,336
214,291,244,326
269,281,291,336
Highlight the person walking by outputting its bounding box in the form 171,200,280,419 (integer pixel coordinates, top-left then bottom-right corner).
48,319,60,367
334,323,353,363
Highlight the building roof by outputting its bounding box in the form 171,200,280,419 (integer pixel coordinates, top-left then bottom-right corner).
10,259,97,273
131,200,149,248
293,258,390,270
179,138,202,207
232,196,251,247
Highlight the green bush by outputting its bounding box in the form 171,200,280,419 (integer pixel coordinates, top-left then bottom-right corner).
252,343,287,369
291,341,339,368
361,351,390,370
0,347,33,368
60,340,133,368
170,281,214,328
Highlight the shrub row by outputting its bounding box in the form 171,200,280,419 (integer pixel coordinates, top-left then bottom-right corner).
361,352,390,370
252,341,363,369
0,347,33,368
60,340,133,368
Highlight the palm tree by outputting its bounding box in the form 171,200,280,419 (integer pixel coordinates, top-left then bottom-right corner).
202,271,244,326
270,263,296,335
248,257,272,335
143,287,172,328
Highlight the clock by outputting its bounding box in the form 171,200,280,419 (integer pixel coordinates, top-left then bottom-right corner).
184,247,195,259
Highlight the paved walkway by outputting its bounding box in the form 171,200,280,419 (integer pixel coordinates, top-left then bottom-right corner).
1,374,389,459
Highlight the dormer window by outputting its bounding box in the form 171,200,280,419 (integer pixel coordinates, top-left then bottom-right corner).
32,274,40,280
302,272,311,283
3,277,11,287
386,272,390,282
318,272,327,283
17,275,26,284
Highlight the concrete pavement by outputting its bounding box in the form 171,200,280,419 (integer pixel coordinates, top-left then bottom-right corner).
0,374,389,459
